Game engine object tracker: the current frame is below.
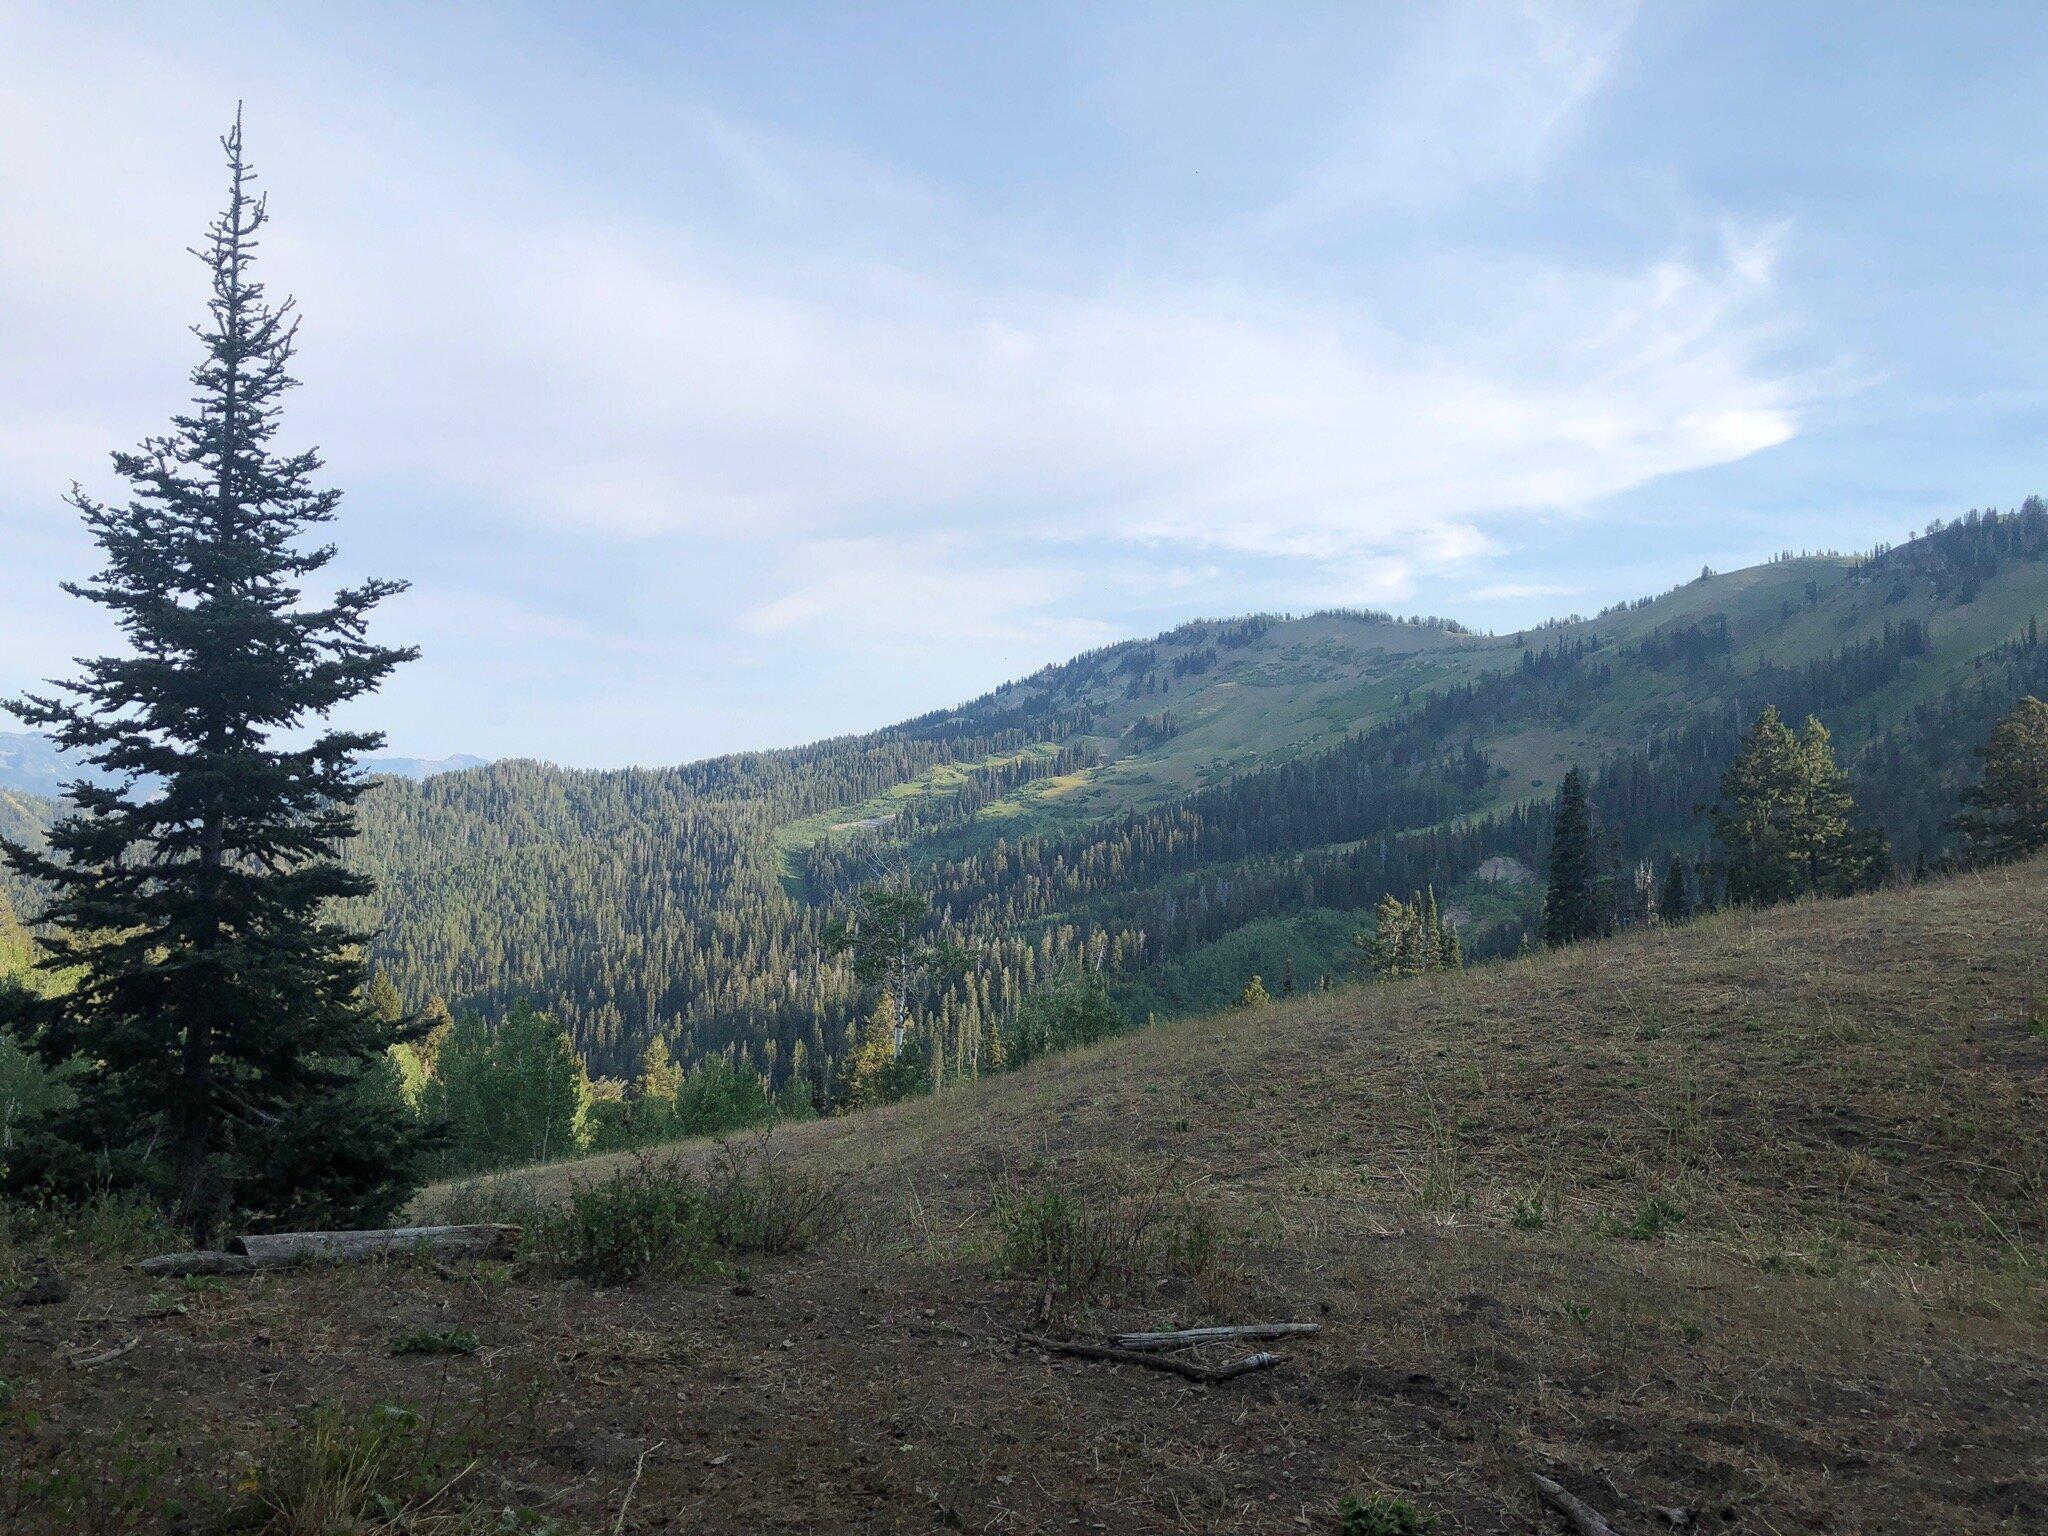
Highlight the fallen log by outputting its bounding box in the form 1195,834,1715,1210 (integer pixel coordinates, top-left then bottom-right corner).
137,1251,269,1278
230,1224,522,1264
1109,1322,1320,1353
138,1224,522,1278
1019,1334,1288,1384
1528,1470,1619,1536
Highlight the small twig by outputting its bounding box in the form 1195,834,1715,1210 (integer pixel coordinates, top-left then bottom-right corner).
1018,1334,1287,1384
613,1439,664,1535
1110,1322,1320,1353
1529,1470,1619,1536
67,1336,140,1370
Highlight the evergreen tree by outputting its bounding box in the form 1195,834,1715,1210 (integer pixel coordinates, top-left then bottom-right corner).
1954,696,2048,863
0,115,423,1233
1235,975,1272,1008
1713,707,1883,905
1540,768,1599,947
837,994,927,1110
1658,854,1693,924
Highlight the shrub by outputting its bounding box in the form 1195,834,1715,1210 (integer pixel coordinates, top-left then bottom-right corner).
1627,1194,1687,1240
434,1140,844,1286
1338,1493,1437,1535
704,1136,846,1255
541,1161,726,1286
1509,1188,1548,1231
990,1160,1222,1324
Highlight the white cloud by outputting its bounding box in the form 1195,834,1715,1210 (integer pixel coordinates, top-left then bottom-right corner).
740,538,1117,651
0,2,1813,753
1267,0,1641,227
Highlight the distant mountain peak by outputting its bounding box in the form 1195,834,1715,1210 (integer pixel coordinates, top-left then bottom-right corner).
0,732,488,796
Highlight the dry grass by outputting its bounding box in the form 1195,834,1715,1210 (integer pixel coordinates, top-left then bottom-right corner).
6,861,2045,1533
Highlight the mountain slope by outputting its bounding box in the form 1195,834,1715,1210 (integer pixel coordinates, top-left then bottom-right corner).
353,504,2048,1077
5,505,2046,1080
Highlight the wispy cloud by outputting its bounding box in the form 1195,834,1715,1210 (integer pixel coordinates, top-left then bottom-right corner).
1266,0,1641,228
0,2,1819,761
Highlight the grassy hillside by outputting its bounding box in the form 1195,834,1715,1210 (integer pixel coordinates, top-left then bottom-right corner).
7,863,2042,1532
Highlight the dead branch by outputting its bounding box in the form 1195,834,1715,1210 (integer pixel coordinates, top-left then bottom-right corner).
1109,1322,1320,1352
1528,1470,1620,1536
1018,1334,1287,1384
67,1336,140,1369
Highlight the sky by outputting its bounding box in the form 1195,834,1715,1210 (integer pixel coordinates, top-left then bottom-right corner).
3,2,2046,767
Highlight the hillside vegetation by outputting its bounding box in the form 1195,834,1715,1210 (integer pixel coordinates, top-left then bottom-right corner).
7,861,2042,1533
364,507,2047,1081
4,507,2044,1094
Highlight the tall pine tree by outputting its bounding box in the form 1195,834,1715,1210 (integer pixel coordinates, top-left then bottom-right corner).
1541,767,1599,947
0,114,425,1235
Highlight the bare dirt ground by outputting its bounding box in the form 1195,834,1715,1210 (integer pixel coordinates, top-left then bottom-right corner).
5,861,2045,1534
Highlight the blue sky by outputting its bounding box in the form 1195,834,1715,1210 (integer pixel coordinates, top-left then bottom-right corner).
3,2,2045,766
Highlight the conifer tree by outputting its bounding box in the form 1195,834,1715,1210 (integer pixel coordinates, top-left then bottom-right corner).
1658,854,1693,924
1235,975,1272,1008
0,115,423,1234
1541,768,1599,947
1954,696,2048,863
1713,707,1883,905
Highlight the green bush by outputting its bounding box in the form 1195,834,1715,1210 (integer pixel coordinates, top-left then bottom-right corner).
436,1141,844,1287
541,1162,726,1286
704,1138,845,1255
1004,966,1127,1068
1337,1493,1437,1535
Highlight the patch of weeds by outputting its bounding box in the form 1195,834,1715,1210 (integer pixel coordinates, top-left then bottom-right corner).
1560,1300,1594,1328
1626,1194,1687,1241
1509,1187,1548,1231
1338,1492,1437,1535
989,1159,1223,1325
0,1190,176,1286
2,1388,187,1535
391,1328,481,1357
228,1399,566,1534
